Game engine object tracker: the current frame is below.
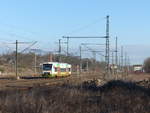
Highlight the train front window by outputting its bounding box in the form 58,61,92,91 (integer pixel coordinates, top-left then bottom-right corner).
43,64,52,71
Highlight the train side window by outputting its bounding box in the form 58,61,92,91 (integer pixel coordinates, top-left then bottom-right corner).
60,68,66,72
68,68,71,72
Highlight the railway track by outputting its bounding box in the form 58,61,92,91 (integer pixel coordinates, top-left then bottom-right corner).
0,76,72,89
0,73,104,91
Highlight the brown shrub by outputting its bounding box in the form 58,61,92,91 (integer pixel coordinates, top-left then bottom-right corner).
0,80,150,113
144,57,150,73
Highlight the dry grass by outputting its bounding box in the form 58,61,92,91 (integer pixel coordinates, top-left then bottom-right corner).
0,80,150,113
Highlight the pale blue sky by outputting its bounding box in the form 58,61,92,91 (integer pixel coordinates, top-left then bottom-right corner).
0,0,150,64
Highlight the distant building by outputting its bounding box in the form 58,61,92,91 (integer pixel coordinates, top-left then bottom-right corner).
133,65,143,73
110,64,117,70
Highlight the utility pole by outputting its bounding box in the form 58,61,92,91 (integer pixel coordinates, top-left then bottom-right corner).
118,55,121,72
34,53,37,75
58,39,61,62
49,52,53,62
125,52,127,77
63,36,106,74
115,37,118,78
86,60,89,72
127,56,130,74
15,40,18,79
106,15,110,77
30,49,43,76
115,37,118,67
112,51,114,65
112,51,114,76
121,46,124,74
6,41,37,79
79,46,82,73
62,15,110,76
93,51,96,72
125,52,127,67
67,37,69,56
93,51,96,64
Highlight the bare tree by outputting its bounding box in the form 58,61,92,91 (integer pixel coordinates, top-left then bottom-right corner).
143,57,150,73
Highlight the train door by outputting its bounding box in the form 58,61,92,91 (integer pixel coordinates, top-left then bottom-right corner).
57,63,61,77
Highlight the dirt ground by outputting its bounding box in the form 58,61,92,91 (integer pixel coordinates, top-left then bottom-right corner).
0,73,104,90
127,73,150,81
0,73,149,91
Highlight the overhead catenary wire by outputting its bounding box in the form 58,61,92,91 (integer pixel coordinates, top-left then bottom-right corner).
81,43,105,46
81,44,105,57
0,29,36,41
21,41,38,53
66,17,106,35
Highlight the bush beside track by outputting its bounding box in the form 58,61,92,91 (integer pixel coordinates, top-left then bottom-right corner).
0,80,150,113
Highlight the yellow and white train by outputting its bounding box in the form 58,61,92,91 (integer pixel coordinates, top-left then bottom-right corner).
42,62,71,77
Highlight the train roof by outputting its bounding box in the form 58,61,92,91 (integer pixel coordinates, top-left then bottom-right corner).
42,62,71,65
133,64,143,67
